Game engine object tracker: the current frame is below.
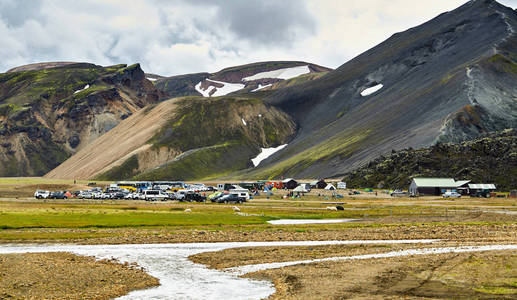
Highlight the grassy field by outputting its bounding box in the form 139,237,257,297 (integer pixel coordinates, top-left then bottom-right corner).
0,176,515,243
1,177,517,299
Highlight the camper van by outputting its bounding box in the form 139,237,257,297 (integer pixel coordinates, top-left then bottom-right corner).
143,190,169,201
229,187,250,200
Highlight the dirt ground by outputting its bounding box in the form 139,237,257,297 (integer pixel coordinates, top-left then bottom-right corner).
0,252,159,299
194,247,517,299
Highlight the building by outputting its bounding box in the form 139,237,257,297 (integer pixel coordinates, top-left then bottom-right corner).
409,178,467,196
310,179,327,189
282,178,299,189
468,184,496,196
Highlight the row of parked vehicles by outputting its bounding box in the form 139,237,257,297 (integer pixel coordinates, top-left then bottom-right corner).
34,186,251,203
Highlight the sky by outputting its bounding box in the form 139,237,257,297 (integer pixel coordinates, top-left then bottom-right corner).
1,0,516,76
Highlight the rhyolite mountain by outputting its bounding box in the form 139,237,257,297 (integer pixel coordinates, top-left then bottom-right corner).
7,0,517,181
41,61,328,180
0,63,159,176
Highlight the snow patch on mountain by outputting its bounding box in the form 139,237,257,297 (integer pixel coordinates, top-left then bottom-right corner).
195,79,245,97
74,84,89,94
361,84,383,96
251,84,272,92
251,144,288,167
243,66,310,81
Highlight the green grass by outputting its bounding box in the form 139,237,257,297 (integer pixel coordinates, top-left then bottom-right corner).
0,210,271,229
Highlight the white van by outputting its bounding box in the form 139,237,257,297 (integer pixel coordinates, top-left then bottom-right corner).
229,188,250,200
143,190,169,201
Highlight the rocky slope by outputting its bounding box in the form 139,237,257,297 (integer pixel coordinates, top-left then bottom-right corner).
46,95,296,180
0,63,159,176
154,61,331,99
341,129,517,191
243,0,517,179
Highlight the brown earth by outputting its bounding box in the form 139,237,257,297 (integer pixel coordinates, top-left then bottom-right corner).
3,220,517,245
246,251,517,299
0,252,158,299
45,98,179,179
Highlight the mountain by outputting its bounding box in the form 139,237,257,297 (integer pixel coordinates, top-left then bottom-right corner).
153,61,331,99
45,61,329,180
241,0,517,179
46,96,295,180
341,129,517,191
20,0,517,181
0,63,159,176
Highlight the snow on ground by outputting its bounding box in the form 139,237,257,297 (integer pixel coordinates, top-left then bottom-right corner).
251,84,272,92
251,144,288,167
74,84,89,94
243,66,310,81
207,79,245,97
228,244,517,275
195,79,245,97
268,219,360,225
242,118,247,126
360,84,383,96
195,81,215,97
146,77,157,81
0,240,441,300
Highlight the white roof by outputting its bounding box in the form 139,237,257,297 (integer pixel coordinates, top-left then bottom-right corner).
468,184,496,189
412,178,458,188
455,180,471,187
282,178,296,183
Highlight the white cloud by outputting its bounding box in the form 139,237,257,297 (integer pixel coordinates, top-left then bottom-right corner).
0,0,516,74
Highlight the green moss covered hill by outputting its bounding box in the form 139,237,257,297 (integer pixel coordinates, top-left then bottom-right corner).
0,63,159,176
341,129,517,190
94,96,296,181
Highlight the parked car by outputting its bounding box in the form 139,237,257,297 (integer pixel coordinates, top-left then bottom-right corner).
49,191,68,199
390,190,407,197
442,191,461,198
175,190,188,201
110,192,128,199
184,192,206,202
34,190,51,199
215,193,245,204
79,191,93,199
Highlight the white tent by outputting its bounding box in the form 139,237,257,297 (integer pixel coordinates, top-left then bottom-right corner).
324,184,336,190
293,185,309,193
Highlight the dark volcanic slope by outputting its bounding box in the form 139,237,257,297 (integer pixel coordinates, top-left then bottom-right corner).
247,0,517,179
341,129,517,191
0,63,159,176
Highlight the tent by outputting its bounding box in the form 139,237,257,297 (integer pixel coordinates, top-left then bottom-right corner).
324,184,336,190
293,185,309,193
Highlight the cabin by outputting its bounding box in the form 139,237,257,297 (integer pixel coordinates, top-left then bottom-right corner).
409,178,466,196
282,178,299,189
310,179,327,189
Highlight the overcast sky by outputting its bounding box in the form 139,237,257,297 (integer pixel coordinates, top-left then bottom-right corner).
1,0,516,75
